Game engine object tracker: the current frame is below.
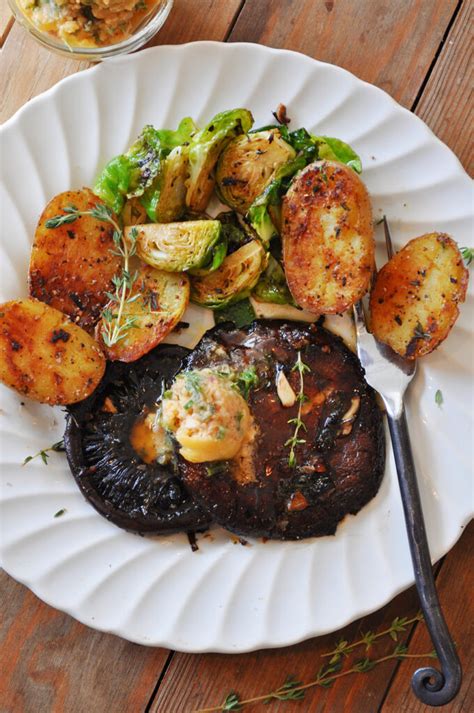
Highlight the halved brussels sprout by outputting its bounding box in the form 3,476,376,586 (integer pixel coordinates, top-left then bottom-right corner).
253,254,293,305
186,109,254,212
93,119,197,215
191,240,267,309
215,130,296,213
141,145,188,223
131,220,226,273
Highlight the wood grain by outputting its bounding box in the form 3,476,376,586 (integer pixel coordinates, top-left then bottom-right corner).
0,0,242,123
415,2,473,175
0,569,169,713
148,527,472,712
0,0,13,47
382,521,474,712
228,0,458,108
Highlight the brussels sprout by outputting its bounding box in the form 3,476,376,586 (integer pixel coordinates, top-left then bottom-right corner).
253,255,293,305
246,153,307,245
140,145,188,222
131,220,226,273
314,135,362,173
94,118,197,215
186,109,254,212
215,130,296,213
191,240,267,309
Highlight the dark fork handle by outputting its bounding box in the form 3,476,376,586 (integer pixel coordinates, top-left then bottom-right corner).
387,406,462,705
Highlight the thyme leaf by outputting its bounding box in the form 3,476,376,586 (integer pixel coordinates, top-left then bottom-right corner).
23,439,65,466
194,611,434,713
46,205,138,347
460,246,473,266
286,351,310,467
435,389,443,407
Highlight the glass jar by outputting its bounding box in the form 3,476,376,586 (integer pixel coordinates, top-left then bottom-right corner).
8,0,173,61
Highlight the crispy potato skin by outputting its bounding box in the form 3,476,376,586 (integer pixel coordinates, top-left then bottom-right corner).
370,233,469,359
0,298,105,405
29,188,121,333
282,160,375,314
97,265,190,362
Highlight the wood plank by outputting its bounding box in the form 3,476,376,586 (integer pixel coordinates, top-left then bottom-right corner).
0,0,242,123
415,2,473,175
0,0,13,48
0,570,169,713
382,521,474,712
139,525,472,712
228,0,458,109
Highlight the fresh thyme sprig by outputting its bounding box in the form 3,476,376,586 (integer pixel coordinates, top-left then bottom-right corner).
195,612,435,713
23,439,65,466
45,204,139,347
460,246,473,266
285,351,310,467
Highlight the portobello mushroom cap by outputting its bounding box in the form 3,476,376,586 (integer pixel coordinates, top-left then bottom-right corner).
64,344,211,534
178,321,385,539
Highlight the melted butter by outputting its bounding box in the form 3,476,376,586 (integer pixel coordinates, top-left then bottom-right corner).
129,412,171,465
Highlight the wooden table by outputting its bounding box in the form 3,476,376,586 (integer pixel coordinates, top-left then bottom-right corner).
1,1,472,711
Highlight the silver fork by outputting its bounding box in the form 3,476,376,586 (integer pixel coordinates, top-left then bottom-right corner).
353,217,461,707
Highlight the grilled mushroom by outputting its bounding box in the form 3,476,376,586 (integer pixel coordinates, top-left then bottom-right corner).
64,345,211,534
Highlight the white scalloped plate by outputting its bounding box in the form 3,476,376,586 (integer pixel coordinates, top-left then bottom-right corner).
0,43,472,653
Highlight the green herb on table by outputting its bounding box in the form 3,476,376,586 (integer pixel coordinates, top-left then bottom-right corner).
435,389,443,407
23,439,65,466
195,613,436,712
460,246,473,266
285,351,310,467
45,204,138,348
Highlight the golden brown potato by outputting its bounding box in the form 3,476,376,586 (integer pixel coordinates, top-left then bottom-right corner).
97,264,190,362
370,233,468,359
0,298,105,405
29,188,121,333
282,160,375,314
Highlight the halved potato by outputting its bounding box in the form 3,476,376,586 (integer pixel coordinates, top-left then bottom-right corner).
0,298,105,405
282,160,374,314
29,188,121,333
370,233,468,359
97,264,190,362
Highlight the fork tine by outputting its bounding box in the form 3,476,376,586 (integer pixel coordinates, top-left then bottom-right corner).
383,215,395,259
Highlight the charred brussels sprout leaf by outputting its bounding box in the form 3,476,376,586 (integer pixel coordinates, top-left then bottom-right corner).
315,136,362,174
186,109,254,212
246,154,307,245
253,254,293,305
132,220,226,273
140,145,189,223
215,130,296,213
214,298,256,328
94,119,197,216
191,240,267,309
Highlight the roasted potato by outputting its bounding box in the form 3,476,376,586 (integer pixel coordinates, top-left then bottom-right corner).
0,298,105,405
370,233,468,359
97,265,190,362
29,188,122,333
282,160,374,314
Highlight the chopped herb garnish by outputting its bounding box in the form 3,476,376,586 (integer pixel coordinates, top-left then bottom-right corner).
217,426,227,440
236,367,259,400
435,389,443,407
413,322,431,341
23,439,65,466
460,246,473,266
